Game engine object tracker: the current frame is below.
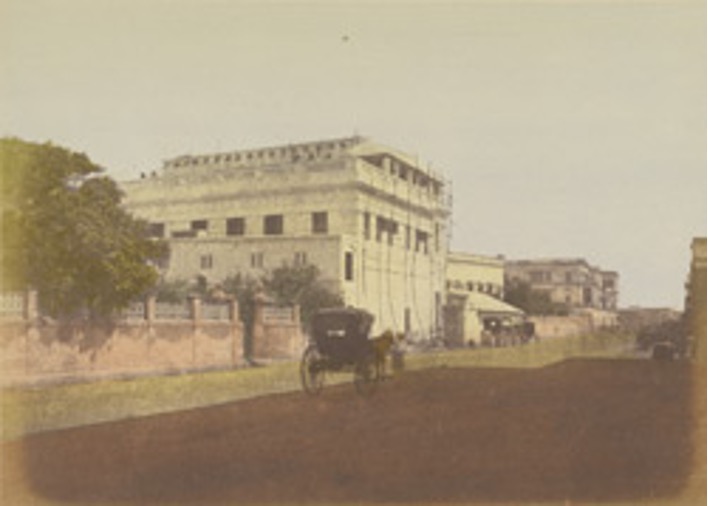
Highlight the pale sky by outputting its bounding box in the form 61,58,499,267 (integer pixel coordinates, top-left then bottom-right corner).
1,0,705,309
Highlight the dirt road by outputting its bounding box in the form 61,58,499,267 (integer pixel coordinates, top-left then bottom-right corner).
2,358,705,504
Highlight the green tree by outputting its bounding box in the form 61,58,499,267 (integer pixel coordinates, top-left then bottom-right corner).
263,264,344,327
503,278,569,316
0,138,167,318
152,278,193,304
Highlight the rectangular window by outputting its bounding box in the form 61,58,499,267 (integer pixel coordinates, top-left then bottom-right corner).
172,230,197,239
200,254,213,269
376,216,397,244
344,251,354,281
376,216,385,242
364,212,371,240
250,252,264,268
226,217,245,236
294,251,308,266
415,229,429,254
148,223,165,238
387,220,398,245
191,219,208,231
311,212,328,234
263,214,283,235
405,225,411,250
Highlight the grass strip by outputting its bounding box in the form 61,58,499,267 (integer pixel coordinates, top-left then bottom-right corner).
2,331,636,440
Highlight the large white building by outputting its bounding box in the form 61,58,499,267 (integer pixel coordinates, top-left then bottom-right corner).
122,136,449,338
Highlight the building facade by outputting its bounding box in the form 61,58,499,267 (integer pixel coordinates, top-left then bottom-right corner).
505,258,619,311
445,252,523,346
122,136,449,339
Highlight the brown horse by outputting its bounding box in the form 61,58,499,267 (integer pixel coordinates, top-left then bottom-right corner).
370,330,404,379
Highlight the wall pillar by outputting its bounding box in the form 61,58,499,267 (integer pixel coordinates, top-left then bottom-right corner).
250,292,266,361
189,296,202,325
189,296,201,365
292,304,301,327
145,295,156,324
24,290,38,321
230,299,241,366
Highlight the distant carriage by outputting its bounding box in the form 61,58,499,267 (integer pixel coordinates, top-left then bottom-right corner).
300,308,381,396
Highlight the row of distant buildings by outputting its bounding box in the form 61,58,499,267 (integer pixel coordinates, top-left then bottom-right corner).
122,136,619,344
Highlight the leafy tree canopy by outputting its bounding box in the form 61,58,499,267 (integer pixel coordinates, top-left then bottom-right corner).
1,137,167,318
263,264,344,326
162,265,344,330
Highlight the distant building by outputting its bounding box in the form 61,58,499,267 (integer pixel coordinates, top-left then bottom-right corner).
685,237,706,362
505,258,619,311
122,136,449,338
444,252,524,346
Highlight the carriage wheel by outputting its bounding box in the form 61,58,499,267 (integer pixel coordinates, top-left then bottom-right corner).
300,344,325,395
354,353,378,397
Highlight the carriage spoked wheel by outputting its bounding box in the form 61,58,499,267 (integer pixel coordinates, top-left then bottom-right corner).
300,344,326,395
353,352,379,397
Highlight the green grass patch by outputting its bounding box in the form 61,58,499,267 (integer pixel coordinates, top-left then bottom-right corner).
2,331,636,441
406,331,636,371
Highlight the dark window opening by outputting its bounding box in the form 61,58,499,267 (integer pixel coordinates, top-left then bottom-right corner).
200,254,213,269
376,216,397,244
312,212,328,234
191,219,208,231
364,212,371,240
172,230,197,238
415,229,429,254
148,223,165,238
264,215,283,235
344,251,354,281
388,220,398,245
226,217,245,236
398,166,408,181
376,216,385,242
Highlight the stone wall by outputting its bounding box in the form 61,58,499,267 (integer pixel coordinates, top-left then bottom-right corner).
0,294,243,386
529,314,594,339
251,300,306,361
0,291,311,385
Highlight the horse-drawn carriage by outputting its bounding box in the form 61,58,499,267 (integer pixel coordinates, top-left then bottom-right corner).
300,307,382,396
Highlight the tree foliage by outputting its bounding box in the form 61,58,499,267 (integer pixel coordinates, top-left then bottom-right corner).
503,278,569,316
263,264,344,326
0,138,167,318
161,265,344,332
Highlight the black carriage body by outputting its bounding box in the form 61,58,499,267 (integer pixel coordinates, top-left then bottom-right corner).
310,308,374,367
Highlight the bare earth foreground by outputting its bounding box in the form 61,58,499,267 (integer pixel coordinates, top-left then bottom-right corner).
2,358,705,505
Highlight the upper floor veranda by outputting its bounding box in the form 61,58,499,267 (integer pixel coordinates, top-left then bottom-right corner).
122,136,449,216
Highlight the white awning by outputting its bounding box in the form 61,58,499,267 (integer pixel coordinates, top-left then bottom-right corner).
465,292,524,316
